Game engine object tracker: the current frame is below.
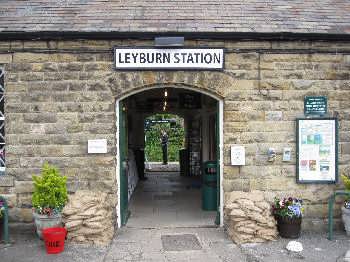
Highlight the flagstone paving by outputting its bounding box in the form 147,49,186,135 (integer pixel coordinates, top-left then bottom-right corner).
1,223,350,262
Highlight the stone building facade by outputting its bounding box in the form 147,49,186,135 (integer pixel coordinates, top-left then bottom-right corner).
0,39,349,236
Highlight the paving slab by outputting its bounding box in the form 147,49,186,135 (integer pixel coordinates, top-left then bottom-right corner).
104,227,245,262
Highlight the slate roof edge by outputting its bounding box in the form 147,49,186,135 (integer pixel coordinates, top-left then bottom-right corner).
0,31,350,42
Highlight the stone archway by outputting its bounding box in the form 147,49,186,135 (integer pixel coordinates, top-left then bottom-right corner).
113,77,225,228
105,71,233,100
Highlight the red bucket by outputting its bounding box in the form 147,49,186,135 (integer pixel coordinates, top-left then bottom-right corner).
42,227,67,254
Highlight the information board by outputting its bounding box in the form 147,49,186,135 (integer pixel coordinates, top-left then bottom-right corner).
296,118,338,183
304,96,327,115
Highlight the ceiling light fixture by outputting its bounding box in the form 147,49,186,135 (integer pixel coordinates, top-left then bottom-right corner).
154,37,184,47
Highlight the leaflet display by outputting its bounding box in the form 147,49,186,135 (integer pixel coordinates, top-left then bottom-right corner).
296,118,338,183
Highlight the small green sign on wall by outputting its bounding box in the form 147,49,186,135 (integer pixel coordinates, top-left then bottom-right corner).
304,96,327,116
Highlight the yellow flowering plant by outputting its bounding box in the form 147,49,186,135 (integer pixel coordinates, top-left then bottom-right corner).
341,174,350,209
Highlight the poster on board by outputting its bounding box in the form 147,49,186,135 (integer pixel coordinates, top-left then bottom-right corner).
296,118,338,183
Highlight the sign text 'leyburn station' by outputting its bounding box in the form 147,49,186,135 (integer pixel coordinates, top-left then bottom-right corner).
114,48,224,69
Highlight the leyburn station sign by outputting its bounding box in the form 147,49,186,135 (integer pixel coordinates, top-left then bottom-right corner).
114,48,224,70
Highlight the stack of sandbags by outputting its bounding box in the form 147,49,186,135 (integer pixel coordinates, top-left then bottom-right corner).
62,190,114,245
224,191,278,244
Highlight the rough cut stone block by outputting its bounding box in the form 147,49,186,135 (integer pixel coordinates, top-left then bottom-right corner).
0,176,14,187
0,54,12,63
0,194,16,207
9,207,33,222
49,54,77,62
23,41,48,49
13,53,49,63
265,111,283,121
14,181,34,194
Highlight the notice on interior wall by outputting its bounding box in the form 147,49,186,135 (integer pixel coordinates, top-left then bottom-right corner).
296,118,338,183
88,139,107,154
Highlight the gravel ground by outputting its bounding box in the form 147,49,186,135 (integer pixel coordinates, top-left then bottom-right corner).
240,231,350,262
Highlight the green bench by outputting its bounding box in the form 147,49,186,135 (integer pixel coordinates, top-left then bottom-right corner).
328,190,350,240
0,196,9,243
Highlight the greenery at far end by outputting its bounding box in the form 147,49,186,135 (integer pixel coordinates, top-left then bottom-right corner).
32,162,68,216
144,114,185,162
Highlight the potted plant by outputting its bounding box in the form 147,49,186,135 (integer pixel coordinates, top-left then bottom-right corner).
341,173,350,235
32,163,68,239
272,197,304,238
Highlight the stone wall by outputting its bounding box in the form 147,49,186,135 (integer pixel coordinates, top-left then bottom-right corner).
0,39,348,232
222,47,350,230
0,41,118,223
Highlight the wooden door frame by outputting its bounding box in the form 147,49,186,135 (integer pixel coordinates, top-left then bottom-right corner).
115,87,224,228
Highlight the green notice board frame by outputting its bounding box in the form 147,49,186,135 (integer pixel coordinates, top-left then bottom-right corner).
296,117,338,184
304,96,327,116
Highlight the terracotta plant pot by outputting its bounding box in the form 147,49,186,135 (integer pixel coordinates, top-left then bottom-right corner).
33,212,62,239
275,215,302,239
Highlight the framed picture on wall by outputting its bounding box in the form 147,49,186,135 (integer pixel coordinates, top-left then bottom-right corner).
296,118,338,184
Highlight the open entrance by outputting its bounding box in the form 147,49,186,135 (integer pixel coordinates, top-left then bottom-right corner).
116,87,223,228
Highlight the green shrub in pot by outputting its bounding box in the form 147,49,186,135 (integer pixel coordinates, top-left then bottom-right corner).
32,163,68,238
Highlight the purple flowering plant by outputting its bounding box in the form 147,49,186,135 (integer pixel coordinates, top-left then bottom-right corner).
272,197,304,218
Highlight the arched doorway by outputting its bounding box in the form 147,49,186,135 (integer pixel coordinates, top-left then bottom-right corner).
115,85,224,228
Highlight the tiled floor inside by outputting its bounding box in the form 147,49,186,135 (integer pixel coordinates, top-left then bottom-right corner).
127,171,217,228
